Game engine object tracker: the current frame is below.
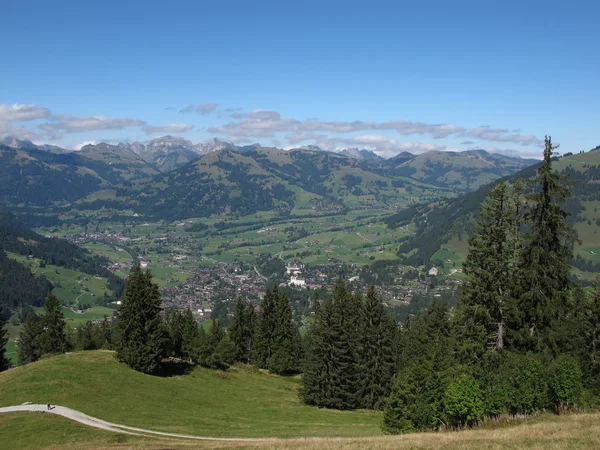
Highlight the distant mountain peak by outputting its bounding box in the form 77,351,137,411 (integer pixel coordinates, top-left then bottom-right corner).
298,144,323,152
339,148,380,160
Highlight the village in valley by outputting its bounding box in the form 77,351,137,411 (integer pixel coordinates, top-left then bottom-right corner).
59,223,461,325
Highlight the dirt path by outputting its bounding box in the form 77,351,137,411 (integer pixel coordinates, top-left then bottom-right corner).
0,404,274,442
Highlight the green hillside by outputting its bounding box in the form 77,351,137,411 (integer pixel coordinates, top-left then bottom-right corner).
378,149,537,192
0,351,381,438
113,147,456,220
3,353,600,449
0,145,146,207
389,147,600,279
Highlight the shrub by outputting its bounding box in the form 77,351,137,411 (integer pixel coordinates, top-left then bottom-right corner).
503,352,548,415
443,374,484,426
382,367,440,434
548,355,584,412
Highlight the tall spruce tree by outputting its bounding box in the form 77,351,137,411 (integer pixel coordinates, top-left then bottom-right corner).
0,314,9,371
181,309,199,362
267,289,301,374
229,298,255,363
164,309,185,357
252,285,278,368
300,279,362,409
244,303,256,360
453,182,519,363
384,299,454,432
359,285,397,409
583,282,600,393
114,267,167,374
18,311,42,364
40,294,69,355
516,136,577,353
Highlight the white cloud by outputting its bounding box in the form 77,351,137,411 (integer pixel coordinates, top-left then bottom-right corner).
0,102,543,158
179,105,195,113
0,104,51,122
41,115,146,134
465,126,542,146
198,103,218,114
142,123,194,134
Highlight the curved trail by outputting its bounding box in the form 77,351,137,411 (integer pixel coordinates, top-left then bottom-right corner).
0,404,273,442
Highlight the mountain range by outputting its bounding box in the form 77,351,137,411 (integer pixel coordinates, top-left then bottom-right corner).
0,136,538,212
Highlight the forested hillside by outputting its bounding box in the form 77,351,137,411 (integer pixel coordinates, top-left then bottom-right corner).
388,147,600,278
0,144,145,206
0,250,53,316
0,209,124,304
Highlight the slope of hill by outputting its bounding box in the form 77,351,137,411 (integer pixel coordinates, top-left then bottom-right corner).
0,209,124,307
378,149,538,192
77,143,158,179
3,352,600,450
388,147,600,279
0,144,134,206
0,351,381,438
0,136,70,154
113,147,453,220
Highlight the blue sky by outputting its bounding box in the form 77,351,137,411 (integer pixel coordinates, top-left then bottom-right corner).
1,0,598,157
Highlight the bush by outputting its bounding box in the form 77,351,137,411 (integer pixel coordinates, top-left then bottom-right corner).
479,352,550,417
267,347,297,375
548,355,584,412
210,337,237,370
382,367,440,434
443,374,484,426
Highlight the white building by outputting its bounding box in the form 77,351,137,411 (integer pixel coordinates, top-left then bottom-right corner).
289,276,306,287
428,267,439,276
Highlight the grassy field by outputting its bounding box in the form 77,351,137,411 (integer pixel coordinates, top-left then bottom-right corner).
5,252,110,306
2,404,600,450
0,351,381,439
62,306,116,327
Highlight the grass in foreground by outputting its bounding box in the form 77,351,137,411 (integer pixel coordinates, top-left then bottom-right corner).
2,409,600,450
0,351,380,438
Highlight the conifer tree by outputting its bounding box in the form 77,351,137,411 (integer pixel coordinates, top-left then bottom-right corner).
583,282,600,393
267,290,301,374
244,303,256,359
252,286,278,368
300,279,362,409
40,294,69,355
229,298,255,363
114,267,167,374
516,136,577,353
359,285,397,409
164,309,185,357
454,182,519,363
0,314,9,371
181,309,199,362
195,325,212,366
384,299,453,432
18,311,42,364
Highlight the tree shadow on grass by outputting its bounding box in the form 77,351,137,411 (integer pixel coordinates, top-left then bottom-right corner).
156,359,195,377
